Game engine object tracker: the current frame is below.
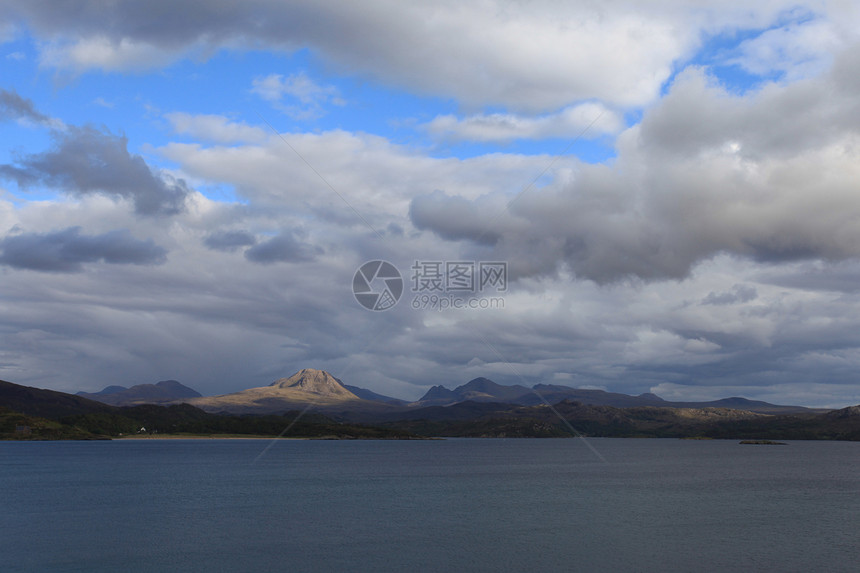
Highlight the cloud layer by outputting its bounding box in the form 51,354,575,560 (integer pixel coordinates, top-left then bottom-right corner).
0,227,167,272
1,1,860,409
4,0,839,110
411,60,860,283
0,88,50,124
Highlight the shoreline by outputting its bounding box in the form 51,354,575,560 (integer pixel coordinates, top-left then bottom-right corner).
116,434,312,440
113,434,434,440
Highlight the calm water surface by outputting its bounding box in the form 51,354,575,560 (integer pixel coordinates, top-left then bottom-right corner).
2,438,858,572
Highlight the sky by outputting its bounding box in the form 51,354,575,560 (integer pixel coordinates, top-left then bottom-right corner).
1,1,860,407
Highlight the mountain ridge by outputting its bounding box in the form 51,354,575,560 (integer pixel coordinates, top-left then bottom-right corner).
2,377,857,441
16,370,829,416
77,380,202,406
412,377,815,414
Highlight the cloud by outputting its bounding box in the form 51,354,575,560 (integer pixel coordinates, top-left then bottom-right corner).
5,1,860,409
40,34,176,71
166,112,267,144
244,231,323,264
0,0,820,110
0,227,167,272
0,125,190,215
251,72,343,119
409,190,500,245
409,60,860,283
156,128,556,225
0,88,51,125
204,230,257,252
702,284,758,305
729,14,842,81
422,103,622,142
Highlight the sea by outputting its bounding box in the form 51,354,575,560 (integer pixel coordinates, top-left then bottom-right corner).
1,437,858,572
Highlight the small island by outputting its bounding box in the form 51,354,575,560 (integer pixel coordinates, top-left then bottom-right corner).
739,440,787,445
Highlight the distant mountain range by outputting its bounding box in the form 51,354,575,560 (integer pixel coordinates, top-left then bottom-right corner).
0,378,414,440
74,370,818,415
412,377,814,415
2,371,859,440
77,380,201,406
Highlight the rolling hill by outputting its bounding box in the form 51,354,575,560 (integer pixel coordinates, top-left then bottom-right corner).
0,380,118,419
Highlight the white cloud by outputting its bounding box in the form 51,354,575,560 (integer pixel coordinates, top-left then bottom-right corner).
5,0,860,409
156,129,562,220
166,112,267,144
40,35,175,71
2,0,828,110
410,58,860,283
422,103,623,142
731,17,842,80
5,121,860,405
251,72,344,119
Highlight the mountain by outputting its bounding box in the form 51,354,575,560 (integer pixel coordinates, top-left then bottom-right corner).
270,369,355,397
90,385,129,396
78,380,202,406
344,385,407,406
414,377,530,406
1,379,118,419
411,378,812,414
179,369,392,414
416,385,460,406
672,397,813,414
528,384,669,408
457,377,532,402
68,371,815,416
2,376,857,441
0,378,417,440
413,378,661,408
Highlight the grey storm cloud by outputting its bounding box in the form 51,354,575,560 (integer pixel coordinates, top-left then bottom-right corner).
0,88,50,124
0,125,190,215
409,59,860,284
409,191,500,246
0,0,793,111
244,232,323,264
702,285,758,306
204,230,258,252
0,227,168,272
